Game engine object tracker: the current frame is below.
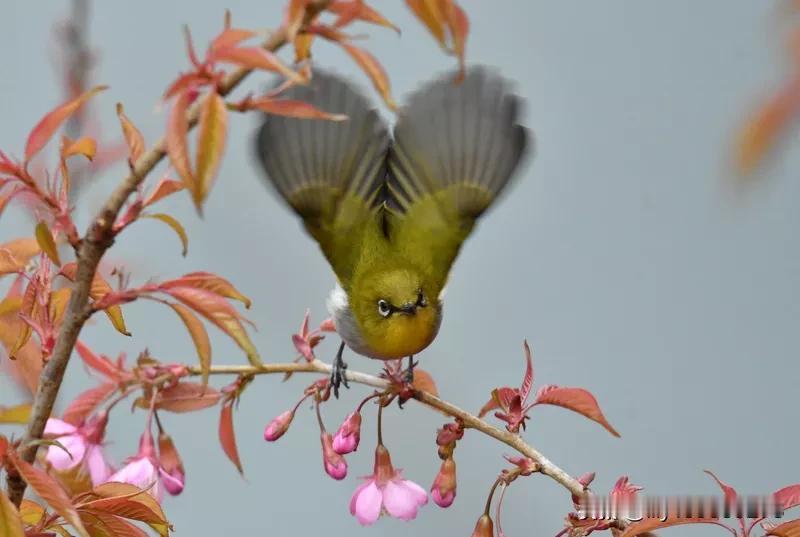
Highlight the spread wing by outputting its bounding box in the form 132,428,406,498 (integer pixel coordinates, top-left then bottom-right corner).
387,67,530,291
254,71,390,286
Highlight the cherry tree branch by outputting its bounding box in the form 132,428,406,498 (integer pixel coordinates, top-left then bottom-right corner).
186,360,586,497
5,28,289,507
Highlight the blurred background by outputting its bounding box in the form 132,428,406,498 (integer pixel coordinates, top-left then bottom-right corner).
2,1,799,535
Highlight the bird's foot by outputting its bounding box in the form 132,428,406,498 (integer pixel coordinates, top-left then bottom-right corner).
398,356,416,408
404,356,417,384
330,341,349,399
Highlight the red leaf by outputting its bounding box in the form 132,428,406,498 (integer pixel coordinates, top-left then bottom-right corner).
75,341,121,380
25,85,108,162
210,28,256,53
142,178,184,208
241,97,348,121
168,302,211,385
7,450,90,537
283,0,309,41
620,518,725,537
63,382,117,426
213,47,303,84
0,186,25,221
339,42,395,109
492,387,518,412
704,470,738,508
154,382,221,413
766,518,800,537
61,264,130,336
0,487,25,537
160,272,251,308
219,402,243,475
61,136,97,162
116,103,145,165
163,73,208,101
405,0,446,46
166,90,194,200
477,397,499,418
80,511,149,537
77,483,169,525
444,1,468,79
520,340,534,401
0,238,40,276
193,91,227,213
329,1,400,32
533,385,620,437
775,484,800,511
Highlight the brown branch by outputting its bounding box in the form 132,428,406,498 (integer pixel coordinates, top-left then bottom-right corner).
186,360,586,497
5,28,288,507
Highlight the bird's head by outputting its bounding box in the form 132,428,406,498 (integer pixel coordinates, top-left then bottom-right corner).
350,267,442,360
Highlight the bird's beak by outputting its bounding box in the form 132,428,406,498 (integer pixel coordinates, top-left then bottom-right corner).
398,303,417,315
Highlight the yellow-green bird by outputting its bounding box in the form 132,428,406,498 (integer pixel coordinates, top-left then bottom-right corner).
254,67,529,394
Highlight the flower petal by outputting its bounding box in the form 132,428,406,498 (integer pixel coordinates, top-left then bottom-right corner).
383,479,427,521
46,433,86,471
353,481,383,526
85,445,111,485
107,457,161,500
44,418,78,436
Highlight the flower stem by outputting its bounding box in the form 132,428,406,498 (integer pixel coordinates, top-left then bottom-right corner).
484,477,503,516
377,398,384,446
314,398,326,432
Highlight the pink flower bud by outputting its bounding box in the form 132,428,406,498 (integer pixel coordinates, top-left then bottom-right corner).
321,433,348,480
471,514,494,537
430,457,457,508
157,432,185,496
264,410,294,442
332,411,361,454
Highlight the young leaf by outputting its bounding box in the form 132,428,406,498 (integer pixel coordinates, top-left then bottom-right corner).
166,89,195,200
63,382,117,426
283,0,310,41
405,0,446,46
61,136,97,161
142,178,184,208
0,403,32,424
444,0,468,79
168,302,211,385
160,272,251,308
75,340,122,380
0,488,25,537
0,186,24,221
34,221,61,266
620,518,725,537
194,91,228,212
61,264,130,336
533,385,620,437
775,484,800,511
339,42,395,109
152,382,221,413
210,28,256,52
115,103,145,165
25,85,108,162
703,470,738,507
7,450,90,537
520,340,534,401
9,279,37,357
213,47,303,84
77,482,169,529
161,286,260,365
79,511,149,537
239,97,348,121
48,287,72,327
0,238,40,276
412,369,438,396
328,1,400,32
142,214,189,257
219,402,243,475
766,518,800,536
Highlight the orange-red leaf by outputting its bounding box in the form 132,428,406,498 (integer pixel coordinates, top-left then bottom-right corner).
160,272,251,308
444,1,468,79
210,28,256,53
775,484,800,511
61,136,97,161
193,91,227,213
0,238,40,276
48,287,72,327
0,403,32,424
7,450,90,537
534,385,620,437
0,186,24,221
25,85,108,162
621,518,723,537
284,0,309,41
241,97,348,121
767,518,800,537
75,340,121,380
163,73,208,101
80,511,149,537
115,103,145,165
142,178,184,208
0,488,25,537
142,214,188,257
61,264,129,336
412,368,438,396
339,42,395,109
152,382,221,413
161,286,260,365
406,0,446,46
77,483,168,526
35,221,61,266
63,382,117,426
329,1,400,32
219,402,243,475
166,90,194,200
168,302,211,385
9,279,37,358
213,47,303,84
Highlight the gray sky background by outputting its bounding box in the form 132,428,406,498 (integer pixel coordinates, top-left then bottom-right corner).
1,1,799,536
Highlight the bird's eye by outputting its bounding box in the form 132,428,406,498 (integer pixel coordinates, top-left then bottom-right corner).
416,289,427,308
377,299,392,318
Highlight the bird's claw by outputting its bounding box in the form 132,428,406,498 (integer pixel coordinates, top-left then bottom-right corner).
330,342,349,399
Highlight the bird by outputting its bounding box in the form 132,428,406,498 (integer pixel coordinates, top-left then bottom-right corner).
254,66,530,395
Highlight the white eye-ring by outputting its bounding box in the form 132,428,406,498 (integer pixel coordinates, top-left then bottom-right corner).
377,299,392,318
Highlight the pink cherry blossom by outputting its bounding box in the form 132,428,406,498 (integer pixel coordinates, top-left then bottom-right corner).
349,445,428,526
106,431,184,501
430,457,457,508
264,409,294,441
321,433,348,480
332,411,361,454
44,413,111,486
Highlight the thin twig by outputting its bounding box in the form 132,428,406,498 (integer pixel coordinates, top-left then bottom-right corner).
185,360,586,497
6,28,288,507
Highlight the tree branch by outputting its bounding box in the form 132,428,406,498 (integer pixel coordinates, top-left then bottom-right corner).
186,360,586,497
6,28,288,507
